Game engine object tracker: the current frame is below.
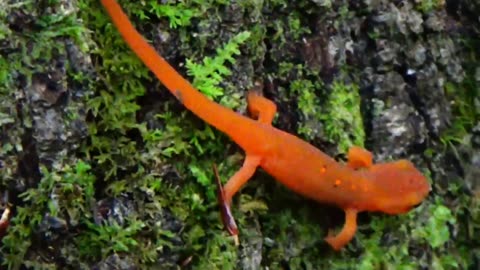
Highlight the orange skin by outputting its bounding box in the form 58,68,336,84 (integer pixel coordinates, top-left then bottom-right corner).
100,0,431,250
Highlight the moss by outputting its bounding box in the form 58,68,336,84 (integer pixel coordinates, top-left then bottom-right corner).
73,0,256,267
278,62,365,154
322,81,365,153
289,72,324,140
76,219,145,259
0,0,93,265
440,39,479,148
2,161,95,269
412,203,455,248
415,0,446,13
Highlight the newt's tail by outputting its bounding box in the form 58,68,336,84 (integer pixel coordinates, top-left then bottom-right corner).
100,0,252,137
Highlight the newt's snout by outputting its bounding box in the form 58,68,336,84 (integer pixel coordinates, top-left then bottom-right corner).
396,160,430,204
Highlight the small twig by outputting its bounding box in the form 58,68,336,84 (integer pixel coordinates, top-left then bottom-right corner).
213,164,239,246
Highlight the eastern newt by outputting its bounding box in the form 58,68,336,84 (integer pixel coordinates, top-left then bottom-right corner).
100,0,430,250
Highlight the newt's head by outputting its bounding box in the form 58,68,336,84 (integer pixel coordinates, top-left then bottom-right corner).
368,159,430,214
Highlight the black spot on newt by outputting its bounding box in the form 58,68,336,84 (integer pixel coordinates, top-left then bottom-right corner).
174,89,183,104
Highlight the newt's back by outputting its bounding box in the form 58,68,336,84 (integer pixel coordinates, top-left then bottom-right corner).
258,128,376,209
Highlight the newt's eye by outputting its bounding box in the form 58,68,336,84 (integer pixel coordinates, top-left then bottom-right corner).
395,160,413,170
412,202,422,209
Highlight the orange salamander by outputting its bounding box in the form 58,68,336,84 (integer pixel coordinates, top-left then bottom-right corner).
100,0,430,250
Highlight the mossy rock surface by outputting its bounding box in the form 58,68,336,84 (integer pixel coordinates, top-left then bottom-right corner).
0,0,479,269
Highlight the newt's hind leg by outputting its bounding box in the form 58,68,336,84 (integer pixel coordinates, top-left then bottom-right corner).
347,146,373,169
324,208,358,250
215,155,261,243
247,82,277,124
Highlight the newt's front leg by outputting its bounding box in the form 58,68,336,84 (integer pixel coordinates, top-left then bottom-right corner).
324,208,359,250
246,81,277,124
347,146,373,169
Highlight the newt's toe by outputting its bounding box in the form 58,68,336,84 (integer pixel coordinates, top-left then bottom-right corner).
324,236,340,251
